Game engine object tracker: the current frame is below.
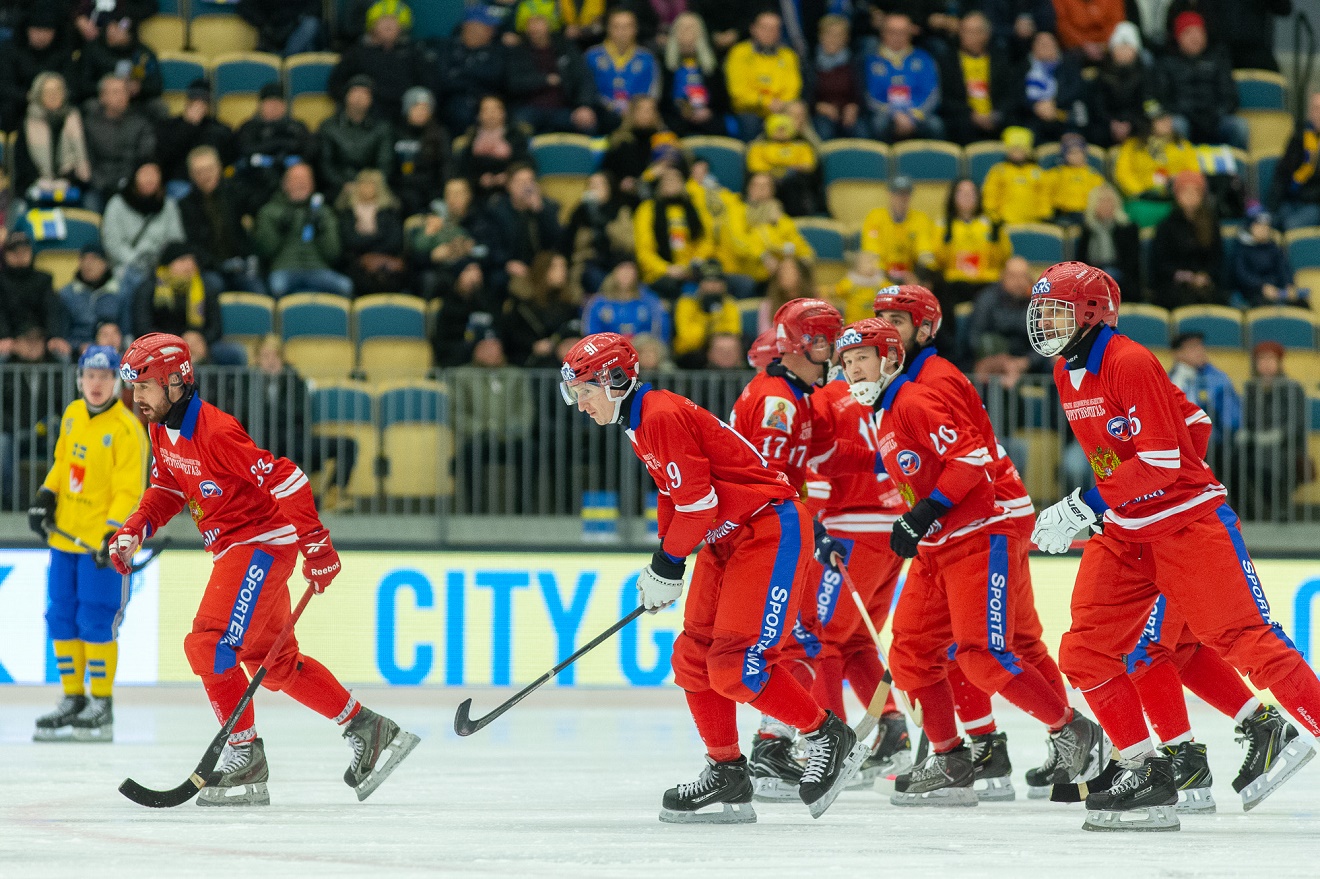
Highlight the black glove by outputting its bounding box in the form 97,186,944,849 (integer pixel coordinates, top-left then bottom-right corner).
93,530,116,569
889,497,949,559
28,487,56,539
812,519,848,569
648,549,686,581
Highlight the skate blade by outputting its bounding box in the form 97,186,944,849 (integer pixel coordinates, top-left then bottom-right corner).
196,782,270,807
889,785,979,807
659,801,757,824
1026,785,1050,800
1083,805,1179,832
807,740,869,819
974,776,1016,802
32,728,78,742
1241,737,1315,812
72,725,113,743
1176,788,1216,814
1072,727,1111,784
751,777,800,801
353,729,420,802
849,752,914,790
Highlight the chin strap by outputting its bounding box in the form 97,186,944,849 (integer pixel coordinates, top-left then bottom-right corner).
164,383,197,430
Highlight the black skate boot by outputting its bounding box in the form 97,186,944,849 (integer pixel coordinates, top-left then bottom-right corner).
798,711,868,818
970,731,1015,802
850,712,912,790
659,756,757,824
342,706,420,802
1026,712,1106,799
891,742,978,807
749,734,803,802
198,737,270,807
71,696,113,742
1162,741,1214,813
33,695,87,742
1082,753,1179,832
1233,704,1316,811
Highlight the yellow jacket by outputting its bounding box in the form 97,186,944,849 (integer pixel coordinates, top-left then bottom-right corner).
673,292,743,357
833,273,889,324
1046,164,1106,215
1113,136,1200,199
687,177,740,262
725,41,802,115
936,216,1009,284
982,160,1051,224
41,398,149,554
634,198,716,283
746,139,818,178
558,0,604,28
721,199,814,281
860,207,938,277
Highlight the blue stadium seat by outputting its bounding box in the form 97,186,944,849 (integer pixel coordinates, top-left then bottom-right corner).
1234,70,1286,111
1286,228,1320,269
1254,155,1280,204
280,294,349,339
529,134,599,176
1007,223,1065,265
311,384,374,426
795,218,846,262
354,294,431,382
379,381,453,499
213,53,281,97
23,208,101,253
1245,306,1318,348
1171,305,1244,346
157,52,208,93
285,53,338,98
310,382,378,498
219,292,275,338
1118,304,1171,349
1037,143,1107,175
820,140,889,186
189,15,257,57
964,142,1005,186
681,136,746,191
893,140,961,222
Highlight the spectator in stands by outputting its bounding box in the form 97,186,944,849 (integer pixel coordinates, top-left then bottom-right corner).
102,160,184,312
233,83,314,216
1155,11,1245,149
863,12,943,143
1238,339,1310,519
861,176,938,285
1270,92,1320,232
966,254,1050,384
758,254,815,333
408,177,483,301
13,72,91,210
982,125,1050,224
0,9,74,128
1052,0,1125,51
1114,100,1199,228
56,243,127,352
389,86,450,219
0,324,63,508
806,14,861,141
939,11,1013,145
1046,132,1105,224
688,0,757,54
73,1,156,42
501,251,579,366
1075,182,1142,299
329,5,434,124
632,331,675,373
704,332,746,370
318,75,393,200
832,249,889,324
1220,0,1293,73
1233,207,1307,309
563,171,634,295
155,79,236,190
180,145,265,295
254,162,353,299
934,177,1009,345
686,158,740,255
74,14,159,106
487,163,563,296
238,0,324,57
454,334,534,514
1096,21,1149,148
602,96,672,197
1151,169,1224,308
0,231,68,360
673,261,740,368
455,94,531,202
722,172,813,285
745,112,820,216
135,241,244,366
1169,330,1241,471
582,259,669,340
634,165,714,302
82,74,155,212
1014,29,1089,144
506,13,599,136
432,261,497,367
726,11,802,141
436,4,508,135
659,11,726,138
585,8,659,129
335,168,407,296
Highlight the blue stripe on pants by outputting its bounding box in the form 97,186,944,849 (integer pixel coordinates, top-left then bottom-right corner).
790,537,853,658
986,534,1022,675
1126,595,1167,674
742,502,802,693
213,549,275,674
1214,505,1297,650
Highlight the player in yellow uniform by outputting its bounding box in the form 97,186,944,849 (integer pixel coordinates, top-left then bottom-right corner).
28,346,149,742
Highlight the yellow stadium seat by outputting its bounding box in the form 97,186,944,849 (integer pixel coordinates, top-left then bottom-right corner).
189,16,258,59
34,250,80,289
1242,109,1295,161
379,381,454,499
290,94,337,133
284,337,356,383
139,14,186,53
820,139,891,227
309,382,380,501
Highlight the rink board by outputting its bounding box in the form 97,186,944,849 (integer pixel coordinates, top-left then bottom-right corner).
1,549,1319,686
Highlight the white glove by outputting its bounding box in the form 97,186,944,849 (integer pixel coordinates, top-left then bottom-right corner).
1031,488,1098,554
638,551,685,612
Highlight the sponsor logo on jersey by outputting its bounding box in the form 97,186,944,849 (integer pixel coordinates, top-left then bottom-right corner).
896,450,921,476
742,583,790,690
69,463,85,494
202,527,220,548
159,447,201,476
705,519,740,544
214,551,273,674
199,480,223,498
1087,446,1121,480
762,396,795,433
987,570,1007,651
1106,416,1132,441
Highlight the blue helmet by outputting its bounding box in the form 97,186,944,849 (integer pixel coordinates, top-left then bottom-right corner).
78,345,121,373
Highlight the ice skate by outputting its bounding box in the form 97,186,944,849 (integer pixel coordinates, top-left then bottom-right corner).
342,706,420,802
33,695,87,742
659,756,757,824
891,742,979,807
1082,753,1180,832
798,711,867,818
198,737,270,807
850,713,912,789
749,733,803,801
1163,741,1215,813
1026,712,1106,798
970,731,1015,802
1233,704,1316,811
71,696,113,742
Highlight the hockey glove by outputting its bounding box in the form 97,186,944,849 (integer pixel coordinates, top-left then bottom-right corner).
108,516,147,576
889,497,949,559
299,529,341,593
637,550,685,613
28,487,56,539
1031,488,1097,555
93,530,117,569
812,519,848,569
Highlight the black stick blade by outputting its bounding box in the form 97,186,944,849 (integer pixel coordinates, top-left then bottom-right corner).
453,698,478,736
119,773,206,808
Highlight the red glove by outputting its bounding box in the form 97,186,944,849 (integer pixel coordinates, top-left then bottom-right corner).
299,529,341,593
108,515,148,575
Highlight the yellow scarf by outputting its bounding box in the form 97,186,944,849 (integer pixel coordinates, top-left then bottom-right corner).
1293,129,1320,188
153,268,206,331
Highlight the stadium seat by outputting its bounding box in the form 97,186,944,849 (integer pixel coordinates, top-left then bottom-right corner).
1017,385,1060,502
353,294,432,382
681,136,746,191
964,142,1005,186
1285,227,1320,268
291,93,337,132
530,133,597,223
1254,155,1280,204
278,293,354,382
1171,304,1244,346
189,15,258,58
22,208,101,253
219,292,275,357
379,381,454,499
33,250,80,289
1234,70,1287,111
310,383,379,500
285,52,339,98
819,139,889,227
1292,397,1320,507
157,51,210,115
1006,223,1066,266
795,217,846,261
139,14,186,53
1118,303,1171,352
892,140,961,223
213,53,282,129
737,298,761,344
1037,142,1107,175
1241,109,1294,161
1247,305,1320,379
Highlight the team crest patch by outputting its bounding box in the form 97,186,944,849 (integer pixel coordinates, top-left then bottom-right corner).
762,397,795,433
200,480,223,498
187,497,205,524
1106,416,1132,441
1087,446,1122,480
103,434,112,446
896,450,921,476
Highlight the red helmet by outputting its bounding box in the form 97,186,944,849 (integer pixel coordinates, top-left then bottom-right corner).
773,298,843,358
747,329,778,370
119,332,194,387
834,318,905,406
560,332,639,404
872,284,942,338
1027,261,1120,357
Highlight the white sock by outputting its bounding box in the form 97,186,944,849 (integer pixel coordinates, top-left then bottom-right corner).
1234,698,1262,726
758,715,794,739
1118,740,1156,763
1159,730,1192,748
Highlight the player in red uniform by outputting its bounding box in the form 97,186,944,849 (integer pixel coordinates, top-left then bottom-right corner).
1027,262,1320,830
560,332,866,823
834,318,1105,807
107,333,419,806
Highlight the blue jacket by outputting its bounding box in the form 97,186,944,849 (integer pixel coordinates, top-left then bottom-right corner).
863,47,940,123
584,45,659,115
1169,361,1241,441
1231,236,1294,307
582,290,671,343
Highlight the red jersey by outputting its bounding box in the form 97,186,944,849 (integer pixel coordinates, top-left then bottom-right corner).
627,384,797,557
807,377,905,534
133,393,324,558
1056,326,1225,540
729,362,818,492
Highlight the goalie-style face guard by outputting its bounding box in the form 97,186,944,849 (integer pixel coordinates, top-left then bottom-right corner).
1027,295,1077,357
840,346,903,406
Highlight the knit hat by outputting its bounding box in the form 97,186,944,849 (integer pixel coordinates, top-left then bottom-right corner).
159,241,196,266
80,241,107,259
464,4,502,28
1108,21,1141,53
1173,11,1206,41
1002,126,1034,151
765,113,797,139
259,82,285,101
402,86,434,116
366,0,413,30
4,231,31,251
345,74,376,93
186,78,211,103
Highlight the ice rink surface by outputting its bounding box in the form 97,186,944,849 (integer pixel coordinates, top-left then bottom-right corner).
2,686,1318,879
